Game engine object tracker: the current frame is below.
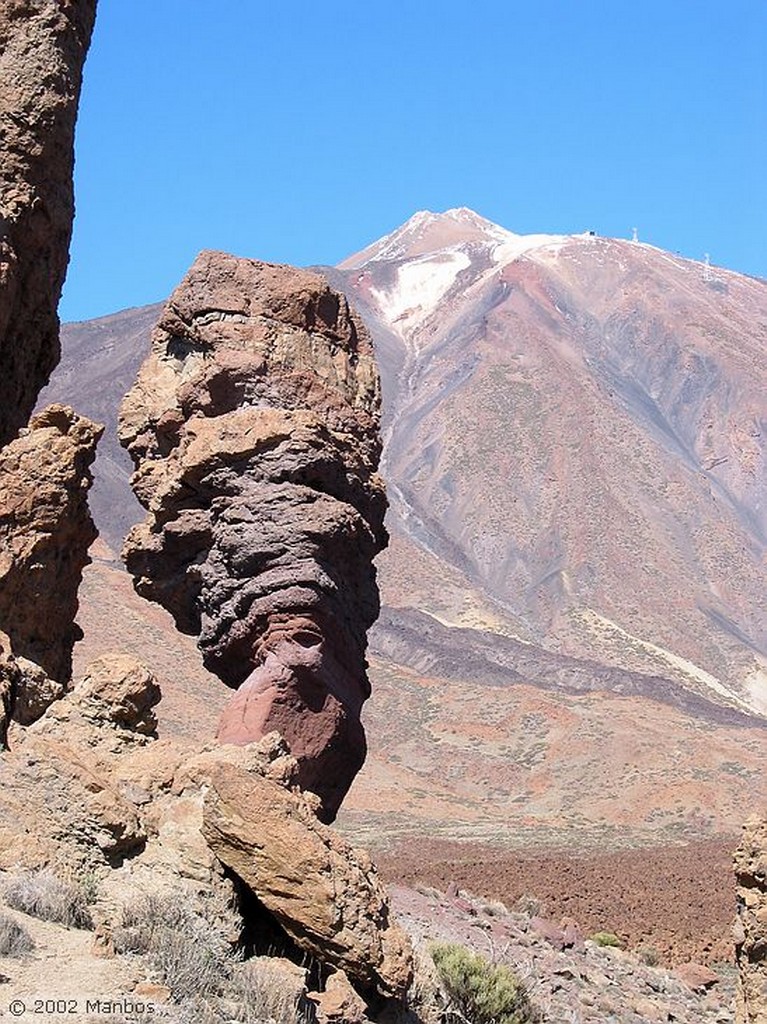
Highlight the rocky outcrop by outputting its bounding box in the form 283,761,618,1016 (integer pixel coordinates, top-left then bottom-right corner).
0,404,102,692
0,0,98,446
119,251,387,820
735,815,767,1024
202,759,412,999
0,652,160,868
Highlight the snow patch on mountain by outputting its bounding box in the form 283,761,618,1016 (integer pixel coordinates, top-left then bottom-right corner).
347,208,584,338
493,232,570,266
370,248,470,335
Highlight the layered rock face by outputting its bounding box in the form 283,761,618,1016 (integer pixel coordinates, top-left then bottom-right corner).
0,0,98,446
0,404,102,694
119,251,387,820
735,816,767,1024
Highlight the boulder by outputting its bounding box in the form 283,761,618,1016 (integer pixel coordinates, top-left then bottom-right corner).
0,654,162,868
0,0,98,445
0,405,102,686
201,760,412,999
309,969,369,1023
119,251,387,820
673,961,719,993
735,815,767,1024
72,653,161,736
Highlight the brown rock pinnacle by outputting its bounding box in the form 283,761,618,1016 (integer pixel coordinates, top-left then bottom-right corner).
119,251,387,820
0,404,102,689
0,0,98,446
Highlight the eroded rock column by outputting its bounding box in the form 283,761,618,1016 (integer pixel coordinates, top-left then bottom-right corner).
0,404,102,694
119,251,387,820
0,0,98,446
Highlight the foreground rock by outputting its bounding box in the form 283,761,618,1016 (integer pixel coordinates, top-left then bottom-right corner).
202,759,412,999
119,251,387,820
0,0,98,446
0,671,413,1012
0,652,159,868
0,404,102,691
735,815,767,1024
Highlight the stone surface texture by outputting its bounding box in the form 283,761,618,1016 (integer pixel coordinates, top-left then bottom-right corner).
735,815,767,1024
119,250,387,820
0,403,102,687
0,652,160,868
201,759,412,1000
0,0,98,446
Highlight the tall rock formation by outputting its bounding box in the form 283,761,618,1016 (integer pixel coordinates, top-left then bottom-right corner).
0,0,98,447
0,404,102,691
735,816,767,1024
119,251,387,820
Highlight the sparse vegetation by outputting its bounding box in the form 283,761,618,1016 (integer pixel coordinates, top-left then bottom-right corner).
638,944,660,966
480,898,510,918
514,895,544,918
112,893,319,1023
590,931,623,948
0,911,35,956
113,894,230,1001
228,959,314,1024
4,869,93,929
431,941,539,1024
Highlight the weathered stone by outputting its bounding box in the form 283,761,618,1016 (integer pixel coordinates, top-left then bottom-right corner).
674,961,720,992
735,815,767,1024
0,0,98,445
531,915,568,950
0,404,102,685
10,654,66,726
201,760,412,999
73,653,161,736
119,251,387,820
0,631,20,745
309,968,369,1024
0,655,162,868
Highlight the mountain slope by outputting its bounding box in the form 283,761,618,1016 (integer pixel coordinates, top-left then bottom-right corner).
326,209,767,718
45,210,767,848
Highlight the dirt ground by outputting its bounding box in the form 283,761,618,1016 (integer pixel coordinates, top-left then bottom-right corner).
376,835,739,966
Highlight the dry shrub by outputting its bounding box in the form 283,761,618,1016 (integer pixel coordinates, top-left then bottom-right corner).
114,894,231,1001
4,869,92,929
0,911,34,956
228,958,314,1024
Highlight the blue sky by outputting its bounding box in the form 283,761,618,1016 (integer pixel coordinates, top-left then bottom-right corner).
61,0,766,321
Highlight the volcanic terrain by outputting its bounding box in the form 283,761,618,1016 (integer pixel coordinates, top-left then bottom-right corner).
42,209,767,963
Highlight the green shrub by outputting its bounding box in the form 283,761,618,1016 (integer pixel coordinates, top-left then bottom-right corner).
0,911,34,956
430,942,539,1024
4,870,92,929
590,931,623,948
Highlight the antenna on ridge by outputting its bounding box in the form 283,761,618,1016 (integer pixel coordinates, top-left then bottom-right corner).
631,227,639,243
